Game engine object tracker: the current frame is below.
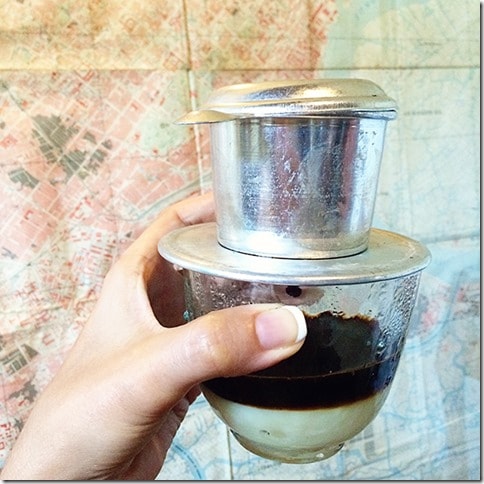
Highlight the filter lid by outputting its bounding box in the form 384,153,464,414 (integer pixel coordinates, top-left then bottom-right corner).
158,223,431,285
178,79,398,124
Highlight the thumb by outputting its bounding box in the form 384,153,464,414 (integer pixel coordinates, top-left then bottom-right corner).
148,304,307,404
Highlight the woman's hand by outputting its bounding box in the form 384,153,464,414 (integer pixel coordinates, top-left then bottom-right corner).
1,193,306,480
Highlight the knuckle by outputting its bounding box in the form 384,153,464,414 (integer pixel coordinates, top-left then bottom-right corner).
104,259,125,283
104,253,145,290
185,313,242,377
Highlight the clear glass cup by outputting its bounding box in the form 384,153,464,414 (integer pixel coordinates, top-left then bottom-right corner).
182,270,422,463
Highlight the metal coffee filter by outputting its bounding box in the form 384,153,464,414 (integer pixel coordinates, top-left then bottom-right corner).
178,79,398,259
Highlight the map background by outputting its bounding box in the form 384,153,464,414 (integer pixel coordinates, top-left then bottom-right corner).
0,0,479,480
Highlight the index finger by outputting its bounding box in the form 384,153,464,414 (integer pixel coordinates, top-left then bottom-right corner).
127,191,215,262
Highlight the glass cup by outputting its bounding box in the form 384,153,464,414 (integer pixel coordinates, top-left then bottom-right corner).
182,270,422,463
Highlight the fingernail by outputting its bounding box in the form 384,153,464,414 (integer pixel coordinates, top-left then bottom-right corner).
255,306,307,350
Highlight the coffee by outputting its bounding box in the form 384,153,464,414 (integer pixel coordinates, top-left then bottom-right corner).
204,311,401,410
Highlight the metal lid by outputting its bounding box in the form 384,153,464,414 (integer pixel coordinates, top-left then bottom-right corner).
158,223,431,285
178,79,398,124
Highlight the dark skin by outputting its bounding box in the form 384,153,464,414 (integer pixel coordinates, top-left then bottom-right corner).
1,193,306,480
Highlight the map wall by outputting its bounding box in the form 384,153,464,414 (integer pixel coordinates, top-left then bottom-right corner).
0,0,479,479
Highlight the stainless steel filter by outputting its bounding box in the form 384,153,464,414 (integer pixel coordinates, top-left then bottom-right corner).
179,79,397,259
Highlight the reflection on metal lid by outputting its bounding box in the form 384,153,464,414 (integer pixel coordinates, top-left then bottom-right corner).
178,79,398,124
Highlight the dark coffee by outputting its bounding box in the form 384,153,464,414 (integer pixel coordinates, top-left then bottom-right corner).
204,311,402,410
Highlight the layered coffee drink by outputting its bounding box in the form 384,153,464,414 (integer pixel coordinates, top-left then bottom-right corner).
174,271,423,463
202,310,403,463
157,79,430,464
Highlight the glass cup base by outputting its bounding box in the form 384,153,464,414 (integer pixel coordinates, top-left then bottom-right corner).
232,430,344,463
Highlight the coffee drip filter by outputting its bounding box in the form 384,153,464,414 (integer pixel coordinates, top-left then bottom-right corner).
159,78,429,277
157,79,431,463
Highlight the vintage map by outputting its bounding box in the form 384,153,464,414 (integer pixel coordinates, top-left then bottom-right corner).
0,0,480,480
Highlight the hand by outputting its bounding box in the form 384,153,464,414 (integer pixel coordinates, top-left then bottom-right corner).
1,193,307,480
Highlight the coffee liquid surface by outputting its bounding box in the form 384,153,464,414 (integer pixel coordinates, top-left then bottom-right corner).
204,311,401,410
